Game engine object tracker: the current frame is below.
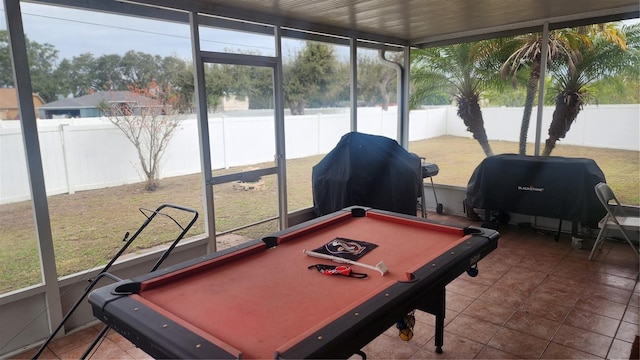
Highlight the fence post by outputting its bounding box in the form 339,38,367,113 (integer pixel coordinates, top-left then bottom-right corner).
317,113,321,155
221,115,228,169
60,123,75,194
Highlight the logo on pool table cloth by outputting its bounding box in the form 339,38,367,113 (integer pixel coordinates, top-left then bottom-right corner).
312,237,378,261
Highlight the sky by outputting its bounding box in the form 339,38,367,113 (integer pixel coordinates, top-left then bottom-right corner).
0,2,283,61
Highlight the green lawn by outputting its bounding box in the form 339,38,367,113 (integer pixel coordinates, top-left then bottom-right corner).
409,136,639,205
0,136,637,293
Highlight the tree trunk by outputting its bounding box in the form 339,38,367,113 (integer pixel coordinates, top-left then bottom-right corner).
379,86,390,110
378,75,391,111
145,177,159,191
457,95,493,157
288,100,304,115
542,91,582,156
519,59,541,155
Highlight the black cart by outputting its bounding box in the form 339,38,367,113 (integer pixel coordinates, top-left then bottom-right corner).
420,160,443,217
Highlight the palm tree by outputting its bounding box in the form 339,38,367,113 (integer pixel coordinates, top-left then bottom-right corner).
411,41,497,157
542,23,639,156
500,31,577,155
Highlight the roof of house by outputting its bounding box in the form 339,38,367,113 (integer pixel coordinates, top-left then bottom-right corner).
39,91,157,109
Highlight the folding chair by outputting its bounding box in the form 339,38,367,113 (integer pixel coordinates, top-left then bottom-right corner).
589,182,640,260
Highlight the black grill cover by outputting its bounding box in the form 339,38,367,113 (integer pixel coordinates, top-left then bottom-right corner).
312,132,422,216
466,154,606,224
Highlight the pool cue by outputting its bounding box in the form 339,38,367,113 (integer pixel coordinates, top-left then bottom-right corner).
303,249,388,276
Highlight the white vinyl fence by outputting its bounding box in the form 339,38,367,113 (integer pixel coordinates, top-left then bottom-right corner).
1,104,638,204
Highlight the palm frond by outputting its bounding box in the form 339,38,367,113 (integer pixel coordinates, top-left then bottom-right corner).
548,22,638,105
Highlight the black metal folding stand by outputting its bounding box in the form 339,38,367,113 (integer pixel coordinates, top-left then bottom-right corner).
420,159,442,217
31,204,198,360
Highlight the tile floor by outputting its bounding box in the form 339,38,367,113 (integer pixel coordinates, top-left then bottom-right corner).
11,212,640,360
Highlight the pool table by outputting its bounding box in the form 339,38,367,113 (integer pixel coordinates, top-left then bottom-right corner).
89,207,499,359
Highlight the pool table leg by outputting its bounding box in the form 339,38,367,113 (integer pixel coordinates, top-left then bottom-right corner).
418,285,445,354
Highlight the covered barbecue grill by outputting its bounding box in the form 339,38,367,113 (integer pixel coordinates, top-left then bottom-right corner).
466,154,606,236
312,132,422,217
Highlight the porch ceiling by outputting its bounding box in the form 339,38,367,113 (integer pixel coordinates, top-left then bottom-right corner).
132,0,639,47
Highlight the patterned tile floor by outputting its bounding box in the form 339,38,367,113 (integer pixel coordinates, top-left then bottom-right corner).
12,212,640,359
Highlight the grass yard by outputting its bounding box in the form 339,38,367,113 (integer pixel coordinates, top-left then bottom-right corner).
409,136,640,204
0,136,638,293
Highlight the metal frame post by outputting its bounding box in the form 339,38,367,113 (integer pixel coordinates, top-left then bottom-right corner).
189,12,217,251
3,0,63,338
534,22,550,156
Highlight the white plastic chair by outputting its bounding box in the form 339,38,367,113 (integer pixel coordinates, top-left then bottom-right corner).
589,182,640,260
